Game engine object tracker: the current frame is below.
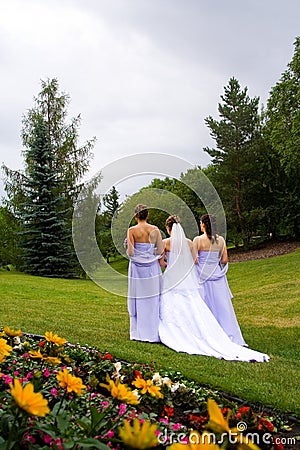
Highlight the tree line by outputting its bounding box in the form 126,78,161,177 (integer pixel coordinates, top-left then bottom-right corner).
0,38,299,276
121,38,300,247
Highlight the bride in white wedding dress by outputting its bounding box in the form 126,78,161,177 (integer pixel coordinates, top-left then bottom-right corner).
158,215,270,362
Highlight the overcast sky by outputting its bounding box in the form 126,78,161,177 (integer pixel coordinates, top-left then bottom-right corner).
0,0,299,200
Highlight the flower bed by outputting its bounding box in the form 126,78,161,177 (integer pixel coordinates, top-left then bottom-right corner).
0,326,296,449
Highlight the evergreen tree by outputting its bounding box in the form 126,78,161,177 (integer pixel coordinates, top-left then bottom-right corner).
102,186,120,223
203,77,261,246
21,78,96,206
2,78,96,276
20,117,76,277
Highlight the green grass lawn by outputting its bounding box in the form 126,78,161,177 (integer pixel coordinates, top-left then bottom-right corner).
1,249,299,417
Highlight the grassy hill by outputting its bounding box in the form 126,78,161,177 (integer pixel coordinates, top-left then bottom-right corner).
1,249,299,416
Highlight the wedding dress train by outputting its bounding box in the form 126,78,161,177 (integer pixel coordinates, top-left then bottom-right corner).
158,224,269,362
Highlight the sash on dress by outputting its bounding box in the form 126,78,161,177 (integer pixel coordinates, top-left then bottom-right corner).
197,251,228,282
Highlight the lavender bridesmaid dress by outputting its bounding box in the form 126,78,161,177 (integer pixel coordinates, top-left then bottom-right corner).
127,242,162,342
196,251,247,346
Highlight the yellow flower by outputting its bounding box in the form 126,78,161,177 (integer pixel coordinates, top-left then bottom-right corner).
10,379,50,417
0,338,12,361
29,349,44,359
132,377,164,399
119,418,159,449
206,400,260,450
100,373,139,405
45,331,66,346
29,350,61,366
3,326,23,337
43,356,61,366
207,398,230,433
57,368,86,396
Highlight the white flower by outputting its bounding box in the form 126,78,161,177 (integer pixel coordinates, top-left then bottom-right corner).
13,336,23,350
152,372,162,385
112,361,122,379
171,382,186,393
162,377,173,388
132,389,140,400
114,361,122,372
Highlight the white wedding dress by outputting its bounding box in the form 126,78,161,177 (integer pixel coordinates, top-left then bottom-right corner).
158,224,269,362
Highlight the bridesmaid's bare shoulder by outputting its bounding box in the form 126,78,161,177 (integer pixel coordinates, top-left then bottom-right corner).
163,237,171,252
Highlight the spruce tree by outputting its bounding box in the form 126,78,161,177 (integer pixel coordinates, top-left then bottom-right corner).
20,117,76,277
2,78,95,277
204,77,261,246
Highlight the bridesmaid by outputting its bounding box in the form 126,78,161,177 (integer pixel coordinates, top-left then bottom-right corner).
127,204,165,342
193,214,247,346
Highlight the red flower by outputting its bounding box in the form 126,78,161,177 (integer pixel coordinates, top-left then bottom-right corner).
236,406,251,419
188,414,208,425
134,370,142,379
39,341,45,347
163,405,174,417
101,353,113,360
258,417,274,432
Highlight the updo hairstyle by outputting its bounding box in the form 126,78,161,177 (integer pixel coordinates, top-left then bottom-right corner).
134,204,149,221
200,214,218,244
166,214,180,231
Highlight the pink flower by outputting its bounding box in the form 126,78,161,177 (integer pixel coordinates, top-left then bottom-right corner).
119,403,127,415
43,434,53,444
43,368,51,378
172,423,182,431
51,388,58,397
23,432,36,444
1,374,13,385
52,438,63,449
14,371,20,376
159,417,169,424
101,401,110,409
106,430,114,438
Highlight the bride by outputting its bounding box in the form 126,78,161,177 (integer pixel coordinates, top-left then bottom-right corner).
158,215,269,362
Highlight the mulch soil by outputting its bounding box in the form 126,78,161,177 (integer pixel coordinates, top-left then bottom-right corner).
228,240,300,262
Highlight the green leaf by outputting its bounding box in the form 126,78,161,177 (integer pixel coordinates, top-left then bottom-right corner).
74,438,112,449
